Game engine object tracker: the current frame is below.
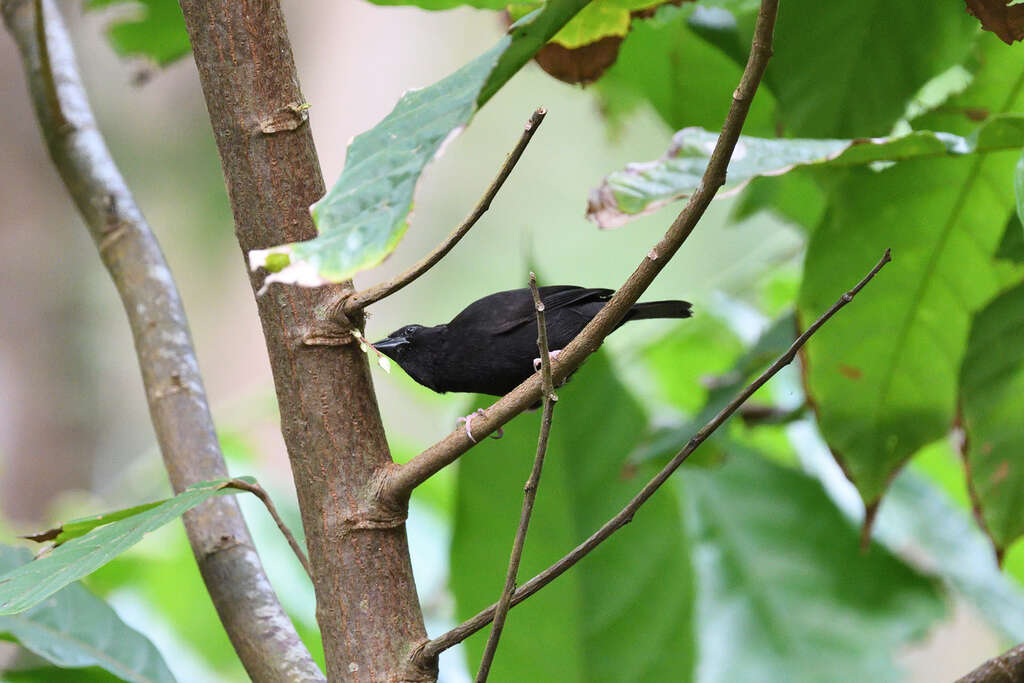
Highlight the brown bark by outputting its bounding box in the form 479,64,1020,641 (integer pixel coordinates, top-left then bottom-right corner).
176,2,429,680
958,643,1024,682
1,0,322,680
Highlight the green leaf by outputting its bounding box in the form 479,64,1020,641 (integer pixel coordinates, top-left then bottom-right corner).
554,0,662,48
587,115,1024,228
84,0,191,67
594,5,777,136
731,172,827,232
452,352,694,681
767,0,977,137
0,478,254,614
1016,147,1024,229
0,545,175,683
683,455,945,682
251,0,591,288
960,280,1024,552
0,665,122,682
22,501,163,546
798,35,1024,503
511,0,668,48
998,215,1024,263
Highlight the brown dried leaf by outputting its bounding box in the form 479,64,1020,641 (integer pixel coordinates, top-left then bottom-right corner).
964,0,1024,44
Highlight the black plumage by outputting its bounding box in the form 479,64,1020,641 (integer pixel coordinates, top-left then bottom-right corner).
373,286,692,396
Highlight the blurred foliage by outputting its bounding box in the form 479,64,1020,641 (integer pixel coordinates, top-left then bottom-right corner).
595,5,777,140
83,0,191,66
683,455,944,682
960,280,1024,552
0,479,255,615
0,546,174,682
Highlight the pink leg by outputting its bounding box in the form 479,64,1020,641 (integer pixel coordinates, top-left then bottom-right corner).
533,349,562,373
457,408,504,444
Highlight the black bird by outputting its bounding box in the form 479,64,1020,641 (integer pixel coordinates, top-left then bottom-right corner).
373,286,692,397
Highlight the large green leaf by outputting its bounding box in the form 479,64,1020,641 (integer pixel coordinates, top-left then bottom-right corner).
249,0,591,288
586,115,1024,228
594,5,777,137
767,0,977,137
84,0,191,67
798,35,1024,503
0,545,175,683
0,478,254,615
960,280,1024,552
683,455,944,682
451,352,694,681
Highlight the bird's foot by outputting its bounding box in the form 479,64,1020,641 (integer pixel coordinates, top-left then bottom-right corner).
533,349,563,373
457,408,504,444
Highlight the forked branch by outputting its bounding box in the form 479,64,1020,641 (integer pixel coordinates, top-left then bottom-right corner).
383,0,782,505
342,108,547,314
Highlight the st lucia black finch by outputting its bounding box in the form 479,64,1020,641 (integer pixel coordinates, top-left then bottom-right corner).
373,285,692,397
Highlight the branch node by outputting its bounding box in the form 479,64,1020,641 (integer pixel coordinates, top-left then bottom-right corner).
97,223,128,255
258,101,310,134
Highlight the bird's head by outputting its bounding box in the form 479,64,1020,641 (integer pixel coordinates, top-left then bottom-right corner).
372,325,425,360
372,324,444,391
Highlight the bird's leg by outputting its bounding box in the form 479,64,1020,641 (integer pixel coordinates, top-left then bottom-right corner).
457,408,504,444
532,349,562,373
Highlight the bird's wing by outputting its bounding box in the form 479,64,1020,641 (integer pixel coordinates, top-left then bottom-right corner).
492,287,613,334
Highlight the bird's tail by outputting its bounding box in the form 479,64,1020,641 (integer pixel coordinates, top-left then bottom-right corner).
626,300,693,321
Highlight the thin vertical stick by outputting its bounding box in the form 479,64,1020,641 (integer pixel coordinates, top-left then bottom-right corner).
475,273,558,682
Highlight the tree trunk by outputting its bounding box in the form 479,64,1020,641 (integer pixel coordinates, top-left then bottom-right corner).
177,2,430,680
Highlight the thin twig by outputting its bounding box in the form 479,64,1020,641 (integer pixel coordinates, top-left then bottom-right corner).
414,248,892,664
383,0,781,505
343,108,547,314
228,478,311,579
2,1,322,679
475,273,558,682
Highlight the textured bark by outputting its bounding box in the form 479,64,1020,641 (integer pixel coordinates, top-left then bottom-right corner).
176,2,429,680
958,643,1024,683
1,1,322,680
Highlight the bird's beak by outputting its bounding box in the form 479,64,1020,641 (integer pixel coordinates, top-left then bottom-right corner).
371,335,409,355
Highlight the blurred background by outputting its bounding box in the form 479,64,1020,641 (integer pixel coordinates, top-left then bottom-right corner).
0,1,1006,681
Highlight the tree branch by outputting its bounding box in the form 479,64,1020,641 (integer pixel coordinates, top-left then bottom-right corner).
475,273,558,682
177,2,429,680
343,108,547,314
227,479,311,580
957,643,1024,683
414,248,893,665
383,0,781,505
1,1,322,680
